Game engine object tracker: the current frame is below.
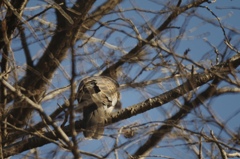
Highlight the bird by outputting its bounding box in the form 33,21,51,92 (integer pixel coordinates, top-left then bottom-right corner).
76,76,121,139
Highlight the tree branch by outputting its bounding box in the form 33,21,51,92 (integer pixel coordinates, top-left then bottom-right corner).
132,79,219,158
7,0,96,127
3,53,240,157
101,0,209,79
7,0,124,130
0,0,28,49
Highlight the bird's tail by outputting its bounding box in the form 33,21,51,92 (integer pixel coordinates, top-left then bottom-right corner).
83,105,105,139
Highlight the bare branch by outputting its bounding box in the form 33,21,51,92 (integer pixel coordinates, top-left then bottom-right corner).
3,53,240,157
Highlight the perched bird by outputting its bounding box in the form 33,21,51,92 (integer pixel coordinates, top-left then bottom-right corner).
76,76,121,139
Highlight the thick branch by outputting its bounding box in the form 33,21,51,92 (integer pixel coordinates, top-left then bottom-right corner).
106,53,240,124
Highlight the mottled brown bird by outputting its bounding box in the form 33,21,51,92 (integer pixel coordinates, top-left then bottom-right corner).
76,76,121,139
